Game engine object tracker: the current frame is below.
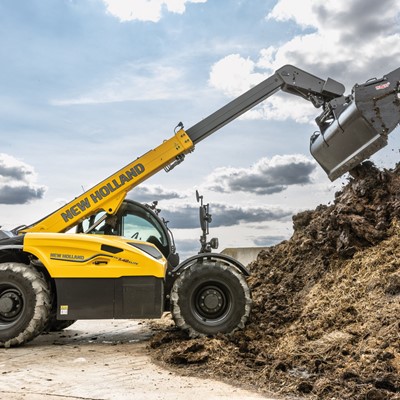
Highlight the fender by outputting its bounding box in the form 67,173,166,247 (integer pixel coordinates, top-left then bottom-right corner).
172,252,250,277
0,232,24,251
0,245,23,251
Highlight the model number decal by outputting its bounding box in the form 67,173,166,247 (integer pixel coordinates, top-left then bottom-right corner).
50,253,138,265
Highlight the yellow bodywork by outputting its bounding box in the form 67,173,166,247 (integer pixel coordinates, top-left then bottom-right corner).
23,232,167,279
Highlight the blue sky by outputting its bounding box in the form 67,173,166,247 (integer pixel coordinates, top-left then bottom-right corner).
1,0,400,258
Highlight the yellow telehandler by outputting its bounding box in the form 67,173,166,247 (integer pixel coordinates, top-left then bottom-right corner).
0,64,399,347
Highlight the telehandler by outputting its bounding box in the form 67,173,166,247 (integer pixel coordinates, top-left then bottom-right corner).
0,64,399,347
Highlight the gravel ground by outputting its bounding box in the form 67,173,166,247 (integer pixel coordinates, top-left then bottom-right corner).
0,319,279,400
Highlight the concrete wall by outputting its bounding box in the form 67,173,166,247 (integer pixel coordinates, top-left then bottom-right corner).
221,247,269,267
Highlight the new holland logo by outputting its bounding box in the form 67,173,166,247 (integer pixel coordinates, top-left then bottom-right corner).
60,163,145,223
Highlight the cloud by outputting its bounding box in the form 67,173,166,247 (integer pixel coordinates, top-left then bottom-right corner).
265,0,400,83
175,238,200,252
102,0,207,23
253,235,287,247
209,0,400,122
241,94,318,124
209,54,267,98
268,0,400,38
206,155,316,195
161,202,292,229
211,203,292,227
128,185,185,203
208,54,326,124
52,63,187,105
174,238,202,260
0,154,46,204
0,185,46,205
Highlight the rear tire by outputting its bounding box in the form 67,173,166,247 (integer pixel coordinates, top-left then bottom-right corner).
0,263,50,347
171,262,251,337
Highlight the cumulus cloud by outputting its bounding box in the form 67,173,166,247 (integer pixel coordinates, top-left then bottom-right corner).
102,0,207,23
209,54,267,98
161,202,292,229
265,0,400,83
0,154,46,204
128,184,185,203
211,203,292,227
206,155,316,195
208,54,325,124
209,0,400,123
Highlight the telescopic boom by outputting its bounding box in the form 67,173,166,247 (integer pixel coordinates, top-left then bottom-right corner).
21,65,400,234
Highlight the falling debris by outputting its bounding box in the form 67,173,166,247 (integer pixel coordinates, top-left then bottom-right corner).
149,161,400,399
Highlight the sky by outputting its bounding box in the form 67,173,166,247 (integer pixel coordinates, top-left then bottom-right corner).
1,0,400,259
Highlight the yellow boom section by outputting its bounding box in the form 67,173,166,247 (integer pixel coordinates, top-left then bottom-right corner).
22,129,193,233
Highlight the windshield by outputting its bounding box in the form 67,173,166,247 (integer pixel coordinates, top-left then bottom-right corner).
78,201,169,256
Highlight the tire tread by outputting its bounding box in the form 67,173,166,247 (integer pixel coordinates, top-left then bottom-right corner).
0,262,51,348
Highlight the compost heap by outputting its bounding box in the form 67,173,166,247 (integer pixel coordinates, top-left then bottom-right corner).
149,161,400,400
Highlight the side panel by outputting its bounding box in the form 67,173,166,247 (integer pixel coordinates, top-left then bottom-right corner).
55,276,164,319
23,233,166,279
56,278,114,319
114,276,163,319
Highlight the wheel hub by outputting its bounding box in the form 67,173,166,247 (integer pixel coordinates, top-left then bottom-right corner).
0,289,23,320
199,288,225,315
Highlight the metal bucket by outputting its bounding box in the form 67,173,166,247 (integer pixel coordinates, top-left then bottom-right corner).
310,67,400,181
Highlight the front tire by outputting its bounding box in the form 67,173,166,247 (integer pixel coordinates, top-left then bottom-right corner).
0,263,50,347
171,262,251,337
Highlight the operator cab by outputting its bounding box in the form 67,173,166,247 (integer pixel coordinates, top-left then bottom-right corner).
77,199,179,266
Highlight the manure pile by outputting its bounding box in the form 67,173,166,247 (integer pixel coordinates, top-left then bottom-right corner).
150,161,400,400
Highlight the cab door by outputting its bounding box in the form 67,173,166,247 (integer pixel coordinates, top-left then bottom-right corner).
78,200,172,259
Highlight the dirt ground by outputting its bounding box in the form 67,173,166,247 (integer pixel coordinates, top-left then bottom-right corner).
0,319,280,400
149,162,400,400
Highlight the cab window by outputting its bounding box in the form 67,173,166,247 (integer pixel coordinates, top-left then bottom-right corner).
120,203,169,257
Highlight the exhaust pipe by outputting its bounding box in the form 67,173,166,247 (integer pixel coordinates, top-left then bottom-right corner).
310,67,400,181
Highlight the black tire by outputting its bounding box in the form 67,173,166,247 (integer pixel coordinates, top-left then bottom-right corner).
171,262,251,337
0,263,51,348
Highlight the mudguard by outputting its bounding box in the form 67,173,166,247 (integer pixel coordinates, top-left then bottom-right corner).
172,252,250,277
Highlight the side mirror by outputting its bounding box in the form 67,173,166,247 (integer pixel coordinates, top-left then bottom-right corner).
210,238,219,250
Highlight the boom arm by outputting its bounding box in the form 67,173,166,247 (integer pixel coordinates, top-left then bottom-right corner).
186,65,345,144
21,131,193,233
21,65,400,234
